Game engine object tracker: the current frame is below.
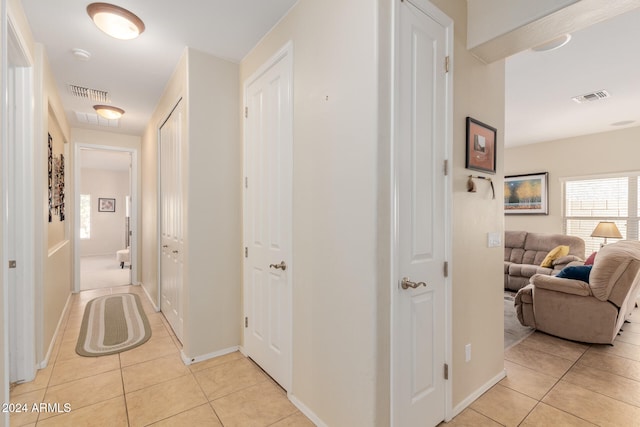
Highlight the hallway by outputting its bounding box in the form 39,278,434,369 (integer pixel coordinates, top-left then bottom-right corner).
9,286,313,426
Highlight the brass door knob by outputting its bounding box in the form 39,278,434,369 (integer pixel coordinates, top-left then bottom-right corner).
401,277,427,290
269,261,287,271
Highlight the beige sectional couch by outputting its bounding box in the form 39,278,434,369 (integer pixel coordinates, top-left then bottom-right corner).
504,231,585,291
515,240,640,344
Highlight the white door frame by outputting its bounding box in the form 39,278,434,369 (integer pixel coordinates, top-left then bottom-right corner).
242,41,294,392
4,13,37,384
73,144,139,293
390,0,453,423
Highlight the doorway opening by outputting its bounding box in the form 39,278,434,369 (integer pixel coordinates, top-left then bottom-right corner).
74,145,138,292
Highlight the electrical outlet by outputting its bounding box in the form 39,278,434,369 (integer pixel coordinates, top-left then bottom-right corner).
488,232,501,248
465,343,471,362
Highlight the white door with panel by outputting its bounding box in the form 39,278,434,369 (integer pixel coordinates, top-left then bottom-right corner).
394,1,450,425
160,100,185,342
244,46,293,391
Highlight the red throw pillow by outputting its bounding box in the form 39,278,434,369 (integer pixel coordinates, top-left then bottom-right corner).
585,251,597,265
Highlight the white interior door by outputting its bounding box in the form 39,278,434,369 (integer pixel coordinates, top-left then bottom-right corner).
244,45,292,391
393,1,450,425
160,99,184,342
6,21,36,384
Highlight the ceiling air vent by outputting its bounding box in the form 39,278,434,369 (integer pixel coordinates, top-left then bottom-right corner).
68,84,110,103
572,90,610,104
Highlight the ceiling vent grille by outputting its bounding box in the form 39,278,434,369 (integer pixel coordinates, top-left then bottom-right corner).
68,84,110,103
572,90,610,104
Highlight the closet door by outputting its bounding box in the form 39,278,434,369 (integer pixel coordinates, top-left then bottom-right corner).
160,99,184,341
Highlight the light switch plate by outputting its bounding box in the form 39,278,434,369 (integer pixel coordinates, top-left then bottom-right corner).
488,232,501,248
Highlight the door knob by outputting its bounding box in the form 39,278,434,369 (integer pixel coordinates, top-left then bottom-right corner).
401,277,427,290
269,261,287,271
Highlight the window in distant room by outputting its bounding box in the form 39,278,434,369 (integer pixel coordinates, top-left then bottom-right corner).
563,174,639,254
80,194,91,239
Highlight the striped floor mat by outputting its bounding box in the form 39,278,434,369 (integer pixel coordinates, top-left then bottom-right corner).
76,293,151,357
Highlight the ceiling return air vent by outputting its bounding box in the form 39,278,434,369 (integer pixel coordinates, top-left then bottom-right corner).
68,84,110,103
572,90,610,104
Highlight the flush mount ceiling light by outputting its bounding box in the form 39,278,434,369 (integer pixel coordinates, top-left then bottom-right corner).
87,3,145,40
71,48,92,61
531,34,572,52
93,105,125,119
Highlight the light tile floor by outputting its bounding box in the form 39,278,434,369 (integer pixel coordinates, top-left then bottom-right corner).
10,285,314,427
13,285,640,426
445,306,640,426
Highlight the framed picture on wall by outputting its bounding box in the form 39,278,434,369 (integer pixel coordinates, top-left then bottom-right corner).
465,117,497,174
504,172,549,215
98,198,116,212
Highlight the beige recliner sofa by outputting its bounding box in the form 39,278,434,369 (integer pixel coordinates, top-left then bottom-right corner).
514,240,640,344
504,231,585,291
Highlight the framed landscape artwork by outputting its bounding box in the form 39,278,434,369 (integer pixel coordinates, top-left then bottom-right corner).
504,172,549,214
465,117,497,174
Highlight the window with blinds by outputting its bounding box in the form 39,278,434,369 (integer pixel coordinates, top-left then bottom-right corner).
563,174,639,255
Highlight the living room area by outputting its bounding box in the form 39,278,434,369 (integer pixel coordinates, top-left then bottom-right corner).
468,6,640,426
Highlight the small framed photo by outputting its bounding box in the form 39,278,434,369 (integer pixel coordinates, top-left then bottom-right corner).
98,198,116,212
466,117,497,174
504,172,549,215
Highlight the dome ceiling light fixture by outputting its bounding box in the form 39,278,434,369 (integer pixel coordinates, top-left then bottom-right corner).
87,3,145,40
531,34,572,52
93,105,125,120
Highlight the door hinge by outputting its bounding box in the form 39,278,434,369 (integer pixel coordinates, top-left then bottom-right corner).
245,177,248,189
244,107,248,118
445,56,450,73
444,261,449,277
245,247,248,258
8,260,16,269
443,159,448,176
245,317,248,328
444,363,449,380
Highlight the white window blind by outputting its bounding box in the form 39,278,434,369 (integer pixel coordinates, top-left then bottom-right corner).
563,175,639,254
80,194,91,239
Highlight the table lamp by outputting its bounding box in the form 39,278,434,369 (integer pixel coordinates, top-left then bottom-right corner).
591,221,622,247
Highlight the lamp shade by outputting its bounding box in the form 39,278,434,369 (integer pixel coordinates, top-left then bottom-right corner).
591,221,622,239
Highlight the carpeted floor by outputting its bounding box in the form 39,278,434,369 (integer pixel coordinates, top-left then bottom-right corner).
80,255,131,291
504,293,534,349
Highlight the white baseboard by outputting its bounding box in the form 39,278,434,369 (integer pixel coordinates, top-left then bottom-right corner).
138,282,159,312
289,394,328,427
180,345,240,366
39,292,73,369
451,369,507,417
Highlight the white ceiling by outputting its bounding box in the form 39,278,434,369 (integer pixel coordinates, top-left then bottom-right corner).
19,2,640,146
20,0,299,136
506,7,640,147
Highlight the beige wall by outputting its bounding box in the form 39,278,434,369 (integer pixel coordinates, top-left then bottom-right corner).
505,126,640,234
141,48,241,358
79,169,129,256
241,0,379,424
36,15,72,365
184,49,241,357
432,0,507,410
